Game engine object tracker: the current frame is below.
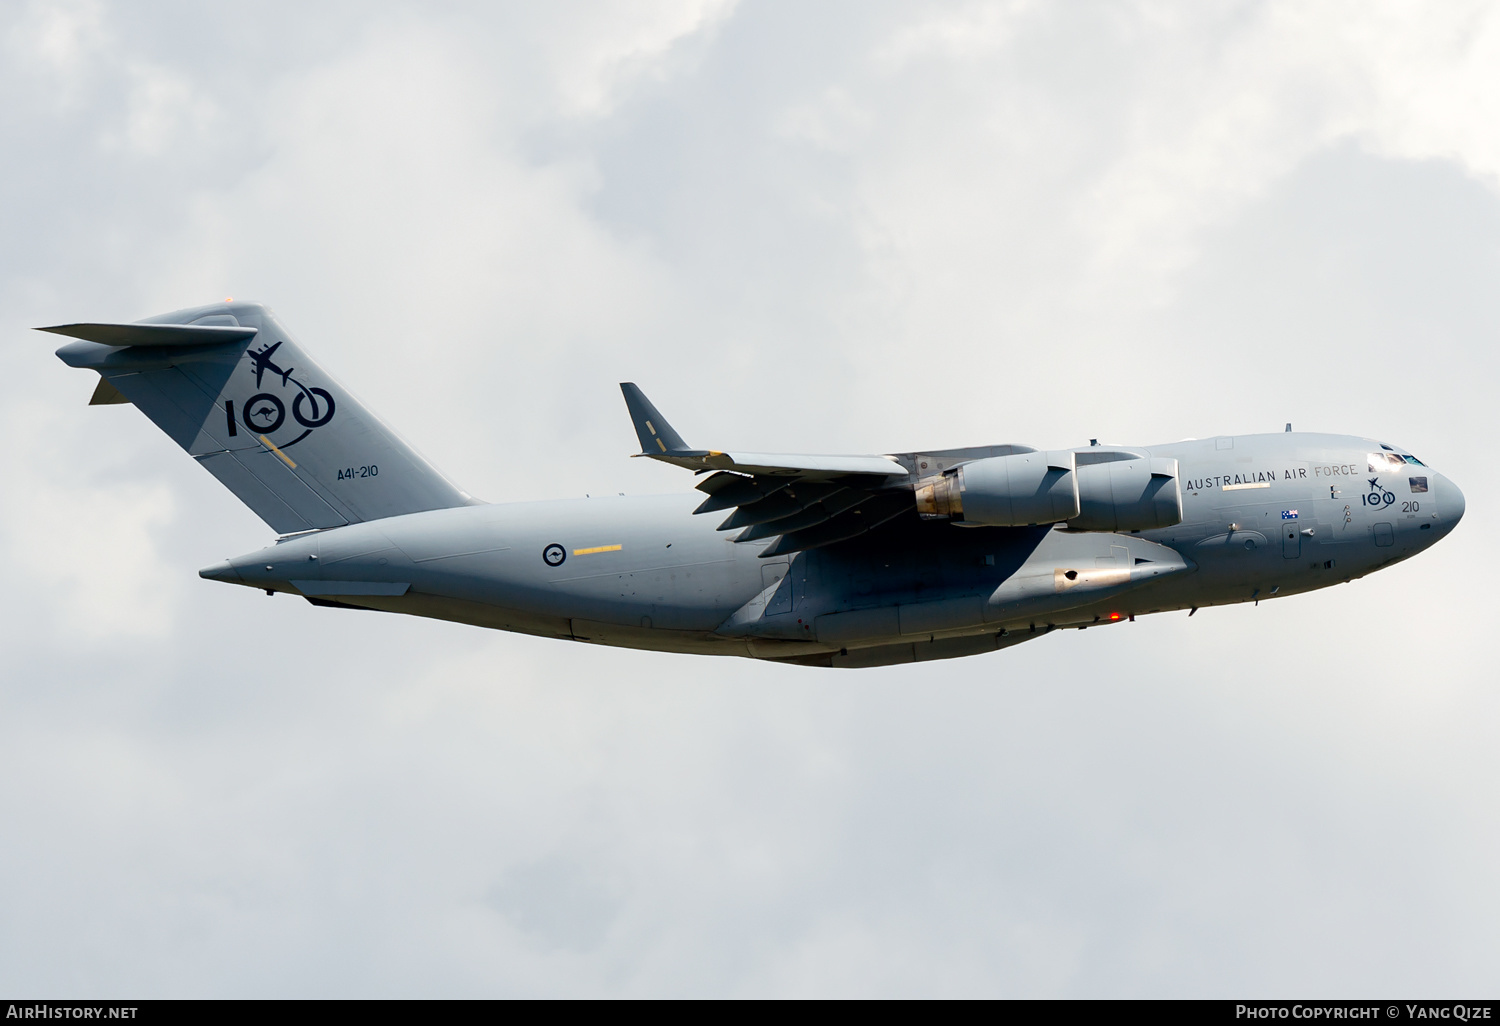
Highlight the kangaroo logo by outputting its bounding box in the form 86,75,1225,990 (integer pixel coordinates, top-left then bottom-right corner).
237,340,336,450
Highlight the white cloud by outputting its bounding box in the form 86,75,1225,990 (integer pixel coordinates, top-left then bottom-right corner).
535,0,739,119
0,398,179,643
112,61,218,156
872,0,1036,68
7,0,106,78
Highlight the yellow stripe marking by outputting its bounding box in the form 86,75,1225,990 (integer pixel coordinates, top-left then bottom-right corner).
259,434,297,469
573,544,623,556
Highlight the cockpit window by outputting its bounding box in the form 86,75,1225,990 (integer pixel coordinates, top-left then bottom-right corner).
1401,454,1426,467
1369,452,1406,474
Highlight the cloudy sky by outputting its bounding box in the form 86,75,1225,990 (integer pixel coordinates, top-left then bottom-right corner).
2,0,1497,997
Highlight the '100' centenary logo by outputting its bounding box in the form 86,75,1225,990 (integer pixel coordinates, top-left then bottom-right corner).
230,340,336,451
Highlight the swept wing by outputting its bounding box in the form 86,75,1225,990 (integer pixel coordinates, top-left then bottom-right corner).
620,383,1033,557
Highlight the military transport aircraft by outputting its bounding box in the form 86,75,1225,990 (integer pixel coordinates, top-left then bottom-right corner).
43,301,1465,668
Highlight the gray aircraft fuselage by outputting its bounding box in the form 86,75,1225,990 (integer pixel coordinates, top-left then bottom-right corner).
201,432,1463,668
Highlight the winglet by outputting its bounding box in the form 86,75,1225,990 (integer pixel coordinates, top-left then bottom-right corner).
620,382,692,454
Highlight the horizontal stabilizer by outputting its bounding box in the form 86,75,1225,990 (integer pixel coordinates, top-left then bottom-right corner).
38,322,258,347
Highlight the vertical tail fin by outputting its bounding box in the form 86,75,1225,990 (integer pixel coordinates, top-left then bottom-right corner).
45,301,476,534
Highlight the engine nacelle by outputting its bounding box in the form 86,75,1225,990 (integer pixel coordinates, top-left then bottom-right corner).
914,450,1080,525
913,451,1183,531
1071,456,1183,531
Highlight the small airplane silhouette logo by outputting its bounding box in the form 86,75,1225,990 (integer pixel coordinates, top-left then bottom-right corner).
247,341,295,389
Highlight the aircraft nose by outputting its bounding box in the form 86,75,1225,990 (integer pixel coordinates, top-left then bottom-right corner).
1432,472,1465,537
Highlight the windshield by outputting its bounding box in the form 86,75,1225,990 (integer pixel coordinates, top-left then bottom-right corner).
1373,445,1427,469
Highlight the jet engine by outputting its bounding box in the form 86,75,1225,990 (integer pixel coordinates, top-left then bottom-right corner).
1070,455,1183,531
914,451,1182,532
915,450,1079,525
